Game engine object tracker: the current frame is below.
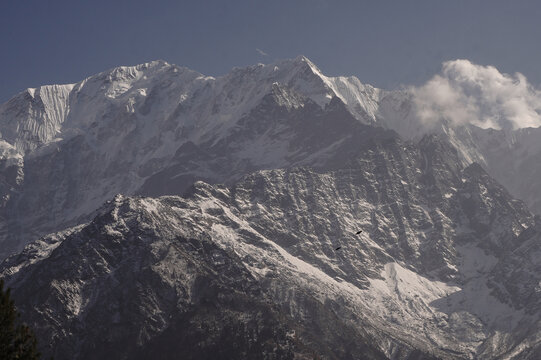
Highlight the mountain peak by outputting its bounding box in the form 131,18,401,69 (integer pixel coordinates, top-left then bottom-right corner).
293,54,318,67
277,55,322,76
87,59,175,84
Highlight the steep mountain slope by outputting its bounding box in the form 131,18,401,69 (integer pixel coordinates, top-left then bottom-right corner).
2,125,540,359
0,57,385,258
0,194,393,360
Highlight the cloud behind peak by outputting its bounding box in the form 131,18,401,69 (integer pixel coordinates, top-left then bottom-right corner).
412,59,541,130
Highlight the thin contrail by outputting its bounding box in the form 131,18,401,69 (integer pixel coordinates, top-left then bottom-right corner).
256,48,268,57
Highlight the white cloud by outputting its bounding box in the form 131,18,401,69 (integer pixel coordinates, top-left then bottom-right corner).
256,48,268,57
411,60,541,130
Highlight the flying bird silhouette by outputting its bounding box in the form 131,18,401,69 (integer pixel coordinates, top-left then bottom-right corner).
335,246,341,251
355,230,363,235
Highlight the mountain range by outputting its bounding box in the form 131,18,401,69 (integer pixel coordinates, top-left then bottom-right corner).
1,56,541,359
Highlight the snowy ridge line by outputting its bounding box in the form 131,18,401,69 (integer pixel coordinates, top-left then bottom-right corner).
0,56,384,156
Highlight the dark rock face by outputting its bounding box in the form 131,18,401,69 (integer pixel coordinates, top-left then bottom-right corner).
2,122,540,359
1,196,391,360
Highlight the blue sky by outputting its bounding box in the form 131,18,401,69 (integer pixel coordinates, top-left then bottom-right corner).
1,0,540,102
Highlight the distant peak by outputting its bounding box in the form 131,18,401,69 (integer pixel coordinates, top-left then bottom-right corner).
294,55,314,64
114,60,168,73
269,55,319,73
26,88,36,98
136,59,171,70
94,60,173,81
291,55,319,71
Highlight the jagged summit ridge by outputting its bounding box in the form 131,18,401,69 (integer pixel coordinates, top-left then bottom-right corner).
0,55,384,155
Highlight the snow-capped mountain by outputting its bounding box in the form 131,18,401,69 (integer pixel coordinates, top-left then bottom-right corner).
0,56,386,258
2,56,541,359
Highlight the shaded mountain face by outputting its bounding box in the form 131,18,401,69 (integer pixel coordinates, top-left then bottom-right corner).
2,126,541,359
450,125,541,216
2,57,541,359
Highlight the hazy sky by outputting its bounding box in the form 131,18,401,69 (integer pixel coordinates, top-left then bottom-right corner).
1,0,540,102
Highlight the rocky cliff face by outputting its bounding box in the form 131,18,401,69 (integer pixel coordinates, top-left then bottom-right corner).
0,193,390,360
3,123,541,359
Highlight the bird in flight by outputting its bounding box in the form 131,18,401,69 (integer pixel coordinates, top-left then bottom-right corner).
335,231,362,251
